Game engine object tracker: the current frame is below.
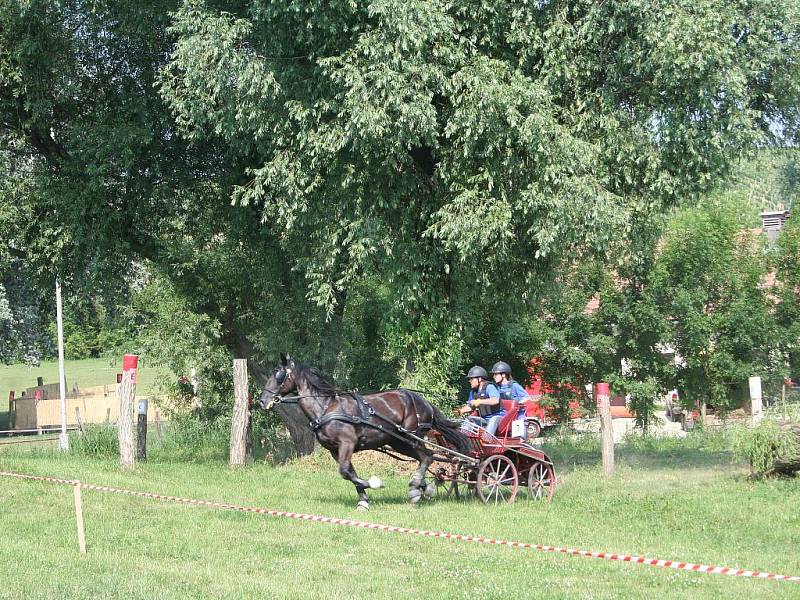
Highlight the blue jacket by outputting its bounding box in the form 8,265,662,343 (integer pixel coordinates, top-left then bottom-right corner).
497,381,528,416
468,383,502,418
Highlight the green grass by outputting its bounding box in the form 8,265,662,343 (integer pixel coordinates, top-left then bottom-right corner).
1,430,798,599
0,357,172,398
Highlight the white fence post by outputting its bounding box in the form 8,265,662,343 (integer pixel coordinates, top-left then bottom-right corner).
748,376,763,424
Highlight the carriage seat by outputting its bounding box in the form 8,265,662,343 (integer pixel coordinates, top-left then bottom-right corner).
496,400,523,438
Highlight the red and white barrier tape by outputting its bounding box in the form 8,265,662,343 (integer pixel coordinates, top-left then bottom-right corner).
2,470,798,583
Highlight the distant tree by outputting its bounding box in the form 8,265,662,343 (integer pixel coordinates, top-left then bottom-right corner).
648,196,777,412
775,217,800,376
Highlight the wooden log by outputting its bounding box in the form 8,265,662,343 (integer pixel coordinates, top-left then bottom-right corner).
229,359,250,467
596,382,614,476
117,354,138,470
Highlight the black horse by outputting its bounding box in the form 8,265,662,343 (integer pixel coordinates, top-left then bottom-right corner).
258,354,470,510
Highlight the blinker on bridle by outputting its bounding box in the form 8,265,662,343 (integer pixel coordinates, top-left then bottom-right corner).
262,366,291,410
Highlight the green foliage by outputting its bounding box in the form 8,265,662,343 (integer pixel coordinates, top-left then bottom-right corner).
649,195,777,410
621,377,664,433
3,0,799,446
68,418,236,463
733,419,799,477
727,148,800,211
776,216,800,376
149,416,231,463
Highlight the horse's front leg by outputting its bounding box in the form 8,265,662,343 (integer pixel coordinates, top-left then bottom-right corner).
408,451,436,503
334,440,377,511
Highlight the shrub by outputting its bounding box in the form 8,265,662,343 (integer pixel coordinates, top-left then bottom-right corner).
733,419,799,477
149,416,231,463
69,424,119,457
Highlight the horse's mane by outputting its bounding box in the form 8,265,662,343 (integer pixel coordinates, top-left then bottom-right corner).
295,362,341,396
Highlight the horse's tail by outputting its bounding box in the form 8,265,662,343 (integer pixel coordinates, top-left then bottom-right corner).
427,399,472,456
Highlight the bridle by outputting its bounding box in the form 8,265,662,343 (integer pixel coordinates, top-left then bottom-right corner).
260,365,292,410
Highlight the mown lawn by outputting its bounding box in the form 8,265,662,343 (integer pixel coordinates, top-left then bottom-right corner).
1,433,798,599
0,357,172,398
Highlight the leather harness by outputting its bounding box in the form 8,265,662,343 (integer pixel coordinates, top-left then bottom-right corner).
289,390,432,450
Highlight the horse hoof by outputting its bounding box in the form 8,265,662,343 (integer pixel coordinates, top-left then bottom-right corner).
368,476,383,489
408,488,422,503
423,482,436,499
356,501,369,512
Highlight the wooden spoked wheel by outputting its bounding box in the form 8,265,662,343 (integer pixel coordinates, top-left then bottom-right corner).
450,464,478,499
433,464,476,499
527,461,555,502
431,466,448,495
477,455,519,504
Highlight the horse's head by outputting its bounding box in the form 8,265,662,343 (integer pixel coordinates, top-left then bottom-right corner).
258,353,298,410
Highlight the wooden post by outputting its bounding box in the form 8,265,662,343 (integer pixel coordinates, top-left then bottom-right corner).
7,391,14,430
73,482,86,555
596,382,614,475
748,376,763,424
782,382,787,421
118,354,138,470
229,359,249,467
136,398,148,461
155,408,164,441
75,407,85,435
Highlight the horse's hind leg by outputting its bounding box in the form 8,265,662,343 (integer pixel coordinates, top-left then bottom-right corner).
408,451,436,503
333,441,372,511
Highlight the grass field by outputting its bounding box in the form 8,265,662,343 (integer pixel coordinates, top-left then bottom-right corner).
1,431,798,599
0,357,172,398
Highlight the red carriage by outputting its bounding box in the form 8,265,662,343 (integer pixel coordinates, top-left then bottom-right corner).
428,400,556,504
259,355,556,510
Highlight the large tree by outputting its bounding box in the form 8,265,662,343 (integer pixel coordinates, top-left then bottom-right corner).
2,0,798,451
647,195,777,412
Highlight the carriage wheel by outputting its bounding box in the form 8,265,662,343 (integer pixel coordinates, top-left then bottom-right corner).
525,419,542,440
433,464,475,499
477,455,518,505
448,464,478,499
457,466,478,499
527,461,555,502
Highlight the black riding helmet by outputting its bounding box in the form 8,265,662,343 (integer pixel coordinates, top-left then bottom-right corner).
490,361,512,375
465,365,489,380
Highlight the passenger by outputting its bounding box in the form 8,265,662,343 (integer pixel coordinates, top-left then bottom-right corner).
489,361,530,439
458,365,503,436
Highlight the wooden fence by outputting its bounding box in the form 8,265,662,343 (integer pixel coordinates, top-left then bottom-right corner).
10,383,159,431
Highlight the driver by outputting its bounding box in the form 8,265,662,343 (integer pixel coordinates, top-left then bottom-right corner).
459,365,504,436
490,361,530,438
